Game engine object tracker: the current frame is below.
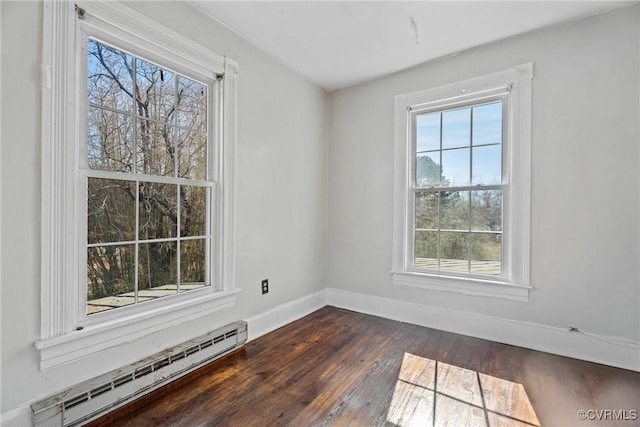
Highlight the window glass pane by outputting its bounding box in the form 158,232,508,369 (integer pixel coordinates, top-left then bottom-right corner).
135,58,175,123
471,233,501,276
441,148,470,186
177,77,207,132
471,190,502,232
139,182,177,239
138,241,178,295
439,232,469,273
88,107,134,172
87,178,136,244
177,128,207,180
416,152,440,187
415,192,438,230
415,231,438,269
416,113,440,152
181,239,206,288
472,102,502,145
136,119,176,176
87,40,134,113
442,108,470,149
82,39,218,316
87,245,135,315
472,145,502,185
180,185,207,237
440,191,469,231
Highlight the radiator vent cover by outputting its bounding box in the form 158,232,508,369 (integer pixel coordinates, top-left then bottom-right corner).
31,321,247,427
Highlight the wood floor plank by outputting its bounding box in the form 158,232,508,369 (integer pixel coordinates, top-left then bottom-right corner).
86,307,640,427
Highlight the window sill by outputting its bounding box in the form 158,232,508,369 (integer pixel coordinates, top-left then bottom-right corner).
34,288,241,370
391,271,530,302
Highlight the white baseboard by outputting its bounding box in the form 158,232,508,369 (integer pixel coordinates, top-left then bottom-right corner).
1,404,31,427
245,289,327,341
326,288,640,372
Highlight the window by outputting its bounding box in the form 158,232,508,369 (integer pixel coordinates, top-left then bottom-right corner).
413,100,504,278
392,65,533,301
85,39,212,315
37,1,238,369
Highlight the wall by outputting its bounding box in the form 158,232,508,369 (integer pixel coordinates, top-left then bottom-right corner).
1,0,638,421
0,0,327,416
328,5,639,351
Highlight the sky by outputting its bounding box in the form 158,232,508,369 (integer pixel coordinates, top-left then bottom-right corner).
416,101,502,187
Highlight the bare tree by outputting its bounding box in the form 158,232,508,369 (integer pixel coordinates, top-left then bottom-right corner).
86,40,207,305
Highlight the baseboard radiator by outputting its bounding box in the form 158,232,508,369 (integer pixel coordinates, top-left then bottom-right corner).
31,321,247,427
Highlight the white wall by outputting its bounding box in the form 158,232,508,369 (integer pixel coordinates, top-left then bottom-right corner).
0,0,327,415
328,5,639,346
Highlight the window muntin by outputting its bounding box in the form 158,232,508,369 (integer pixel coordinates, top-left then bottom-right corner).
411,99,505,279
84,39,214,315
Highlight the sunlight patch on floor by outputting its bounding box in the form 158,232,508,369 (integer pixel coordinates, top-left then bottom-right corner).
387,353,540,427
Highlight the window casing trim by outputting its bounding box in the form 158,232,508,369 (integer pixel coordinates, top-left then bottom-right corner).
38,0,238,369
392,271,529,302
391,64,532,300
34,289,241,370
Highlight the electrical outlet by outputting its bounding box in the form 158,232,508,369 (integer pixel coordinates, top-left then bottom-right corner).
261,279,269,294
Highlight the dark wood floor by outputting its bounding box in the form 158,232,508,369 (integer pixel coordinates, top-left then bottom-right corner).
88,306,640,427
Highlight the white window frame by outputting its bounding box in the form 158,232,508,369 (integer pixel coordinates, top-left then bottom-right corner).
36,0,239,370
391,64,533,301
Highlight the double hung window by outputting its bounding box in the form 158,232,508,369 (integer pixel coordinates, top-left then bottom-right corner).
85,39,213,315
413,99,505,277
37,1,238,369
392,65,532,300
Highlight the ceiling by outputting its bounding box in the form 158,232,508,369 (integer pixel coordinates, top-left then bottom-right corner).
193,1,635,91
